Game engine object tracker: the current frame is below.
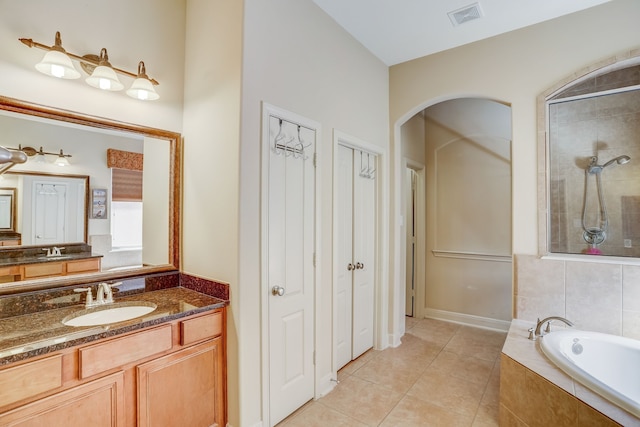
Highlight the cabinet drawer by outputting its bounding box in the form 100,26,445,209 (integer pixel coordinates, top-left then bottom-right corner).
22,262,64,278
0,265,19,276
0,354,63,407
79,325,172,379
180,311,223,346
66,258,100,274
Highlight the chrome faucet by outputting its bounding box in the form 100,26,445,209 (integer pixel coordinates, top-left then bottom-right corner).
74,282,120,308
528,316,574,340
42,246,65,257
96,282,118,305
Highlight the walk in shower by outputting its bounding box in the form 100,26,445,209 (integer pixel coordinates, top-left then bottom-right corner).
546,62,640,257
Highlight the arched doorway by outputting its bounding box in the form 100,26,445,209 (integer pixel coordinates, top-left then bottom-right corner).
397,97,513,334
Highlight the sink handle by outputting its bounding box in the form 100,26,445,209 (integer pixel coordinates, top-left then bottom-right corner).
74,287,94,308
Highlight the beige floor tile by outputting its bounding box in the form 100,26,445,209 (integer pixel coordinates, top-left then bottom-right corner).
471,402,500,427
376,334,442,365
444,332,505,362
379,394,474,427
283,319,506,426
408,367,486,417
405,316,420,330
277,401,368,427
407,318,461,346
429,350,496,386
338,348,378,375
353,352,426,394
319,375,403,425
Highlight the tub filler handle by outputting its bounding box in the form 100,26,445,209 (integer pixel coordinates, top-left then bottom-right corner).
529,316,574,340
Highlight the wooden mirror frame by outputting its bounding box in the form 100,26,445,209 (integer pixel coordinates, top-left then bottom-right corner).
0,95,181,293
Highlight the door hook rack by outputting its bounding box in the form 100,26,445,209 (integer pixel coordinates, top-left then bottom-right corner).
359,151,376,179
273,118,311,159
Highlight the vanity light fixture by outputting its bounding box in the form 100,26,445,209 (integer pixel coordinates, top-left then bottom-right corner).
5,145,72,166
20,31,159,100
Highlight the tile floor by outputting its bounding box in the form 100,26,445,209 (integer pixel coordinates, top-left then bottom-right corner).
277,317,508,427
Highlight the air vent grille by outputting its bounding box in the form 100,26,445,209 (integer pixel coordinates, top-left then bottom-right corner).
448,3,483,26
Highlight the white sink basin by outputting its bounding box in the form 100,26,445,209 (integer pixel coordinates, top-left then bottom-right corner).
62,302,157,327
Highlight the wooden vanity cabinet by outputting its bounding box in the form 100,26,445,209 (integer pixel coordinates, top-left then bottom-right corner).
0,308,226,427
20,258,101,280
0,372,124,427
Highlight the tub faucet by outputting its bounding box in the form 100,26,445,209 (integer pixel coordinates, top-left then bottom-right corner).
529,316,574,340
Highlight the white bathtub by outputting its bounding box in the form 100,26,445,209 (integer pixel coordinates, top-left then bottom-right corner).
540,329,640,418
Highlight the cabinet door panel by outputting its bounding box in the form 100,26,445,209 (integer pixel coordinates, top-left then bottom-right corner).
137,338,224,427
0,371,124,427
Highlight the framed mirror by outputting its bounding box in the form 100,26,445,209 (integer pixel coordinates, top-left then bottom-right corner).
0,187,16,231
0,95,181,291
540,53,640,258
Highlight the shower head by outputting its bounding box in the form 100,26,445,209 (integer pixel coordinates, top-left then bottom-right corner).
603,155,631,168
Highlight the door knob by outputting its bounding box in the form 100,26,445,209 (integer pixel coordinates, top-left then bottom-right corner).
347,263,355,271
271,285,285,296
356,262,364,269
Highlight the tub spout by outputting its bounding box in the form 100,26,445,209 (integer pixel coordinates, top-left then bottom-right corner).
530,316,574,340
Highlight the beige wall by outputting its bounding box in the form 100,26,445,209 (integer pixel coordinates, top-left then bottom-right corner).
0,0,185,132
422,99,512,324
390,0,640,257
182,0,243,425
239,1,389,425
390,0,640,329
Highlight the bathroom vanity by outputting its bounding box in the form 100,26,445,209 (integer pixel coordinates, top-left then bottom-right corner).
0,273,228,427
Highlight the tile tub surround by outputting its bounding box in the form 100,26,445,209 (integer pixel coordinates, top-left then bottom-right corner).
514,254,640,339
501,319,639,426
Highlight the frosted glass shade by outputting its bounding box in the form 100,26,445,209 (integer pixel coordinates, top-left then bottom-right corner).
86,65,124,91
54,155,70,166
35,51,80,79
126,77,159,100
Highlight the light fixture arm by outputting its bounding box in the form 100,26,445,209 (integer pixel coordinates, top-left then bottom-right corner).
19,35,159,86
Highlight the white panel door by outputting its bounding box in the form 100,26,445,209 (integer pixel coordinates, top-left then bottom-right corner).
336,146,376,368
33,182,67,245
336,145,354,369
267,116,315,427
352,152,376,359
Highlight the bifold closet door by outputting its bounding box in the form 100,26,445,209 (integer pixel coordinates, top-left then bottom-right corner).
336,145,376,370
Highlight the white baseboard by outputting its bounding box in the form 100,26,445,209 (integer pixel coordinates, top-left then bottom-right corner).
388,333,402,348
422,308,511,332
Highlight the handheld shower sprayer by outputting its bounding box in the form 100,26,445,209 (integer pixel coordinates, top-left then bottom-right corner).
581,154,631,251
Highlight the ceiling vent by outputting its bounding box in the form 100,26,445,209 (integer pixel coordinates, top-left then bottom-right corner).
448,3,484,27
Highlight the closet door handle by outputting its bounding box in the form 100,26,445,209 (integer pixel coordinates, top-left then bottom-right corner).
356,262,364,270
271,286,285,296
347,263,355,271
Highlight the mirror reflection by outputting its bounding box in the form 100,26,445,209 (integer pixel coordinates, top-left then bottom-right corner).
0,187,16,232
547,62,640,257
0,97,180,285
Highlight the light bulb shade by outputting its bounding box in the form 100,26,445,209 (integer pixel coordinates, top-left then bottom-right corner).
86,65,124,91
126,77,159,100
54,155,70,166
35,153,47,163
35,50,80,79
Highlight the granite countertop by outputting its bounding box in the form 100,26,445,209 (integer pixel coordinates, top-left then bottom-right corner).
503,319,638,426
0,287,226,366
0,252,102,267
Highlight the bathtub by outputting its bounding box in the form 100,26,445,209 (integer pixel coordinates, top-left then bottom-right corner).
540,329,640,418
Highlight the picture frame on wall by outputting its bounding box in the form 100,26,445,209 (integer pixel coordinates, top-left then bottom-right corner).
91,188,107,219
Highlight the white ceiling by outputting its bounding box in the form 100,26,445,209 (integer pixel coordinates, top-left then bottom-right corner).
311,0,612,66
